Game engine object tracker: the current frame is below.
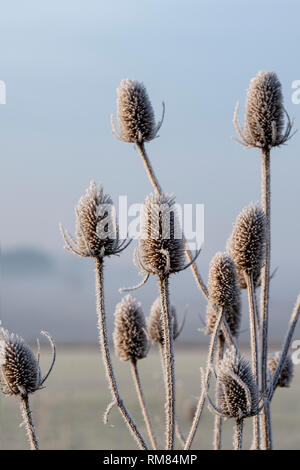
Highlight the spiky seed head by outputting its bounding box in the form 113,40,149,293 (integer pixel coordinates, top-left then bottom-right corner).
115,79,158,143
147,297,178,344
268,352,294,388
113,295,148,362
0,329,42,396
206,298,241,338
234,71,293,150
244,71,286,149
216,346,259,419
75,181,119,258
227,203,266,287
138,193,185,276
208,252,239,309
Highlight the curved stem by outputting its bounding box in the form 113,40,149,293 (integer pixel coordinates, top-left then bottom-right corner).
136,141,209,299
246,273,260,449
260,148,272,450
159,275,176,450
94,257,147,449
184,307,224,450
20,394,39,450
130,360,158,450
233,419,244,450
213,337,224,450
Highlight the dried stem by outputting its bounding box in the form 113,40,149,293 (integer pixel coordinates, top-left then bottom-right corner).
136,141,209,299
94,257,147,449
130,359,158,449
20,394,39,450
269,294,300,401
233,419,244,450
184,307,224,450
246,273,260,449
260,148,272,450
158,275,176,450
213,336,224,450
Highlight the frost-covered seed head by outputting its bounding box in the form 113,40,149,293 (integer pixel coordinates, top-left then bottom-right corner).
115,79,158,143
0,329,41,396
113,295,148,362
268,352,294,388
206,298,241,339
147,297,178,344
234,71,293,150
208,252,239,309
216,346,259,419
138,193,185,276
228,203,266,286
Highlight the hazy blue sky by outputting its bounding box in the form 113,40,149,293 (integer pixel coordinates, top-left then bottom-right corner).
0,0,300,341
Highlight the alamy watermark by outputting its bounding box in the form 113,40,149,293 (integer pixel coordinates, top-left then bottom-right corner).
291,80,300,104
0,80,6,104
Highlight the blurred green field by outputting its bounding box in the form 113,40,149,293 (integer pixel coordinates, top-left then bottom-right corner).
0,346,299,450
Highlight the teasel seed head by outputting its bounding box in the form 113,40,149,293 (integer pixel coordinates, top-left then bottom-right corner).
268,352,294,388
215,346,259,419
147,297,178,344
205,298,241,339
0,329,42,396
227,203,266,288
208,252,239,309
233,71,294,150
137,193,186,277
60,181,129,259
111,79,165,144
113,295,149,362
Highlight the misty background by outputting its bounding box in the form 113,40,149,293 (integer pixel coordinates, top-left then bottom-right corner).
0,0,300,344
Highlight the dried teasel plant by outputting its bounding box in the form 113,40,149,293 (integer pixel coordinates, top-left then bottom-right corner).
113,295,157,449
147,297,180,345
184,252,239,450
227,203,266,448
207,347,263,450
60,182,147,450
233,71,296,449
0,329,56,450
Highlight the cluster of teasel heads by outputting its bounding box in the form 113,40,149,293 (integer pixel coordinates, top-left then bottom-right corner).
57,71,300,451
5,71,297,450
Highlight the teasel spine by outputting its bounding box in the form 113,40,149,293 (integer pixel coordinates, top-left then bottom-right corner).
94,258,147,449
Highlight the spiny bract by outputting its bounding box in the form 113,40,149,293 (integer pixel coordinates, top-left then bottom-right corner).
147,297,178,344
113,295,148,362
138,193,185,276
227,203,266,288
0,329,42,396
208,252,239,309
216,346,259,419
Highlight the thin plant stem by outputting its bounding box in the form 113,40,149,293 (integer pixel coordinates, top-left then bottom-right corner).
246,273,260,450
213,336,224,450
136,141,209,299
158,343,186,448
94,257,148,450
233,419,244,450
130,359,158,450
158,275,176,450
260,148,272,450
269,294,300,401
254,289,261,344
20,394,39,450
184,307,224,450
